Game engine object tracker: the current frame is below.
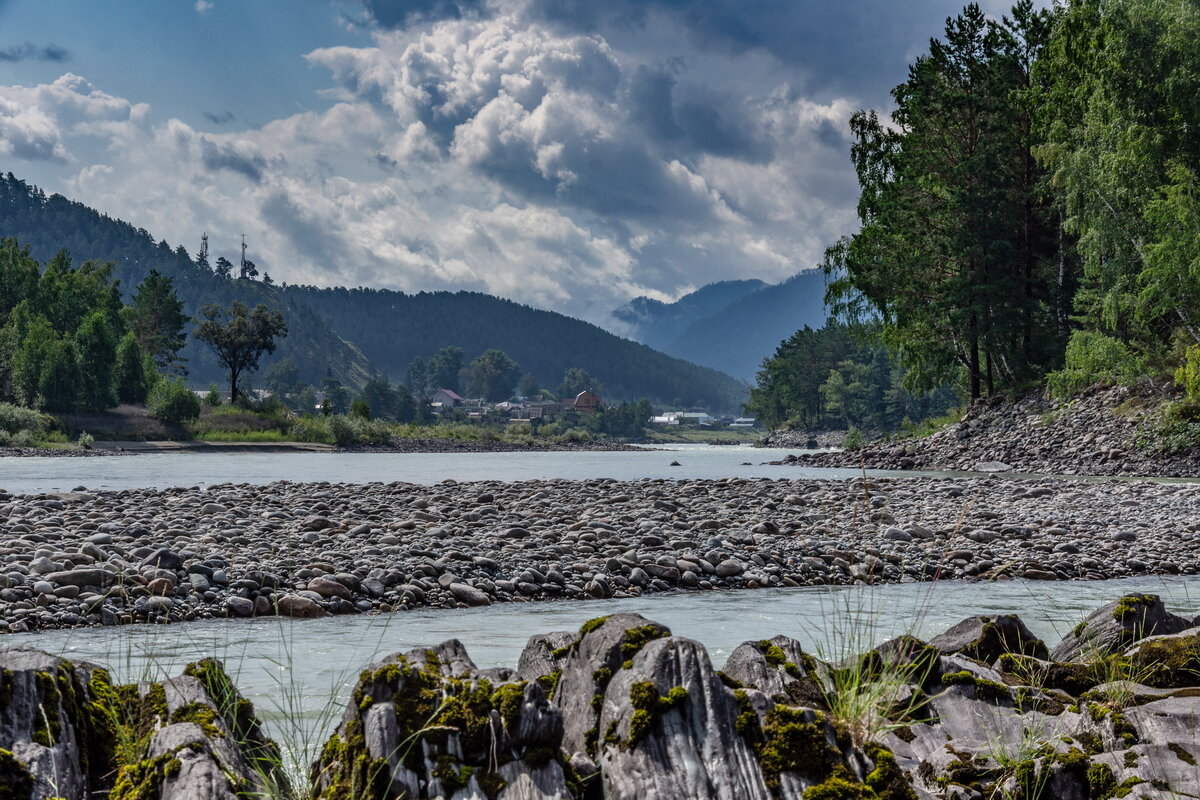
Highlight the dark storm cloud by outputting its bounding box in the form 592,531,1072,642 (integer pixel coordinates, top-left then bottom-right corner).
359,0,486,28
0,42,69,62
624,66,772,162
529,0,990,100
203,110,235,124
200,139,266,182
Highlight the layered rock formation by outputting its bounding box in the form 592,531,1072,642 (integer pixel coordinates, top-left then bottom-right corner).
6,593,1200,798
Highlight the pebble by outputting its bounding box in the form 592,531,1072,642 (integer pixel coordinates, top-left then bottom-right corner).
0,473,1193,634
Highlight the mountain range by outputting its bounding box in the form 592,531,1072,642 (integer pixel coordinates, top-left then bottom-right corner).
612,271,829,382
0,172,747,411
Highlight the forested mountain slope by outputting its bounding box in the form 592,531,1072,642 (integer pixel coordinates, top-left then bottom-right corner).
0,172,745,410
285,285,748,410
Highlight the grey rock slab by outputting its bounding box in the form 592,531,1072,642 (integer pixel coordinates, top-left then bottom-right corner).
1050,593,1191,661
928,614,1049,662
722,636,814,704
516,631,576,682
597,636,770,800
556,613,670,756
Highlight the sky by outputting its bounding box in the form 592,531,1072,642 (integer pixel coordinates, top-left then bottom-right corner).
0,0,1030,328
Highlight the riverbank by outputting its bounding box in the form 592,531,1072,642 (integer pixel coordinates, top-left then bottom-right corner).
776,383,1200,478
2,473,1197,634
5,593,1200,799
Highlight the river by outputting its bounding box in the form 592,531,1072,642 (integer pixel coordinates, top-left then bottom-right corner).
0,444,880,492
4,444,1198,770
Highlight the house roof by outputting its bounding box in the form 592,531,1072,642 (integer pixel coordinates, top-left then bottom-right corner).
436,389,464,401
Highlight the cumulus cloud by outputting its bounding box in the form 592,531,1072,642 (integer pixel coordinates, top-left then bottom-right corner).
0,74,146,163
0,42,69,62
9,0,877,326
194,0,214,13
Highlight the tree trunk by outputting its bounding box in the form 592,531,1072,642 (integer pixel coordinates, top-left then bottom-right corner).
230,370,239,405
969,312,981,400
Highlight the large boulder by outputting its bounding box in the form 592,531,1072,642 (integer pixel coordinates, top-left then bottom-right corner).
551,614,671,758
110,659,288,800
310,639,572,800
1050,594,1191,662
721,636,822,706
929,614,1049,663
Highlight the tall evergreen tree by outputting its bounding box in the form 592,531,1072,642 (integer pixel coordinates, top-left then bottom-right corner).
126,270,188,373
825,2,1064,398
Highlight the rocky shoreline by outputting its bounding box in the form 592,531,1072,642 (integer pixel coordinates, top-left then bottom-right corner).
775,384,1200,478
758,428,847,449
1,474,1198,634
5,593,1200,799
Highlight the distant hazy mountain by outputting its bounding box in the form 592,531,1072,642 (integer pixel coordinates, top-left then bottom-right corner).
613,271,828,382
613,279,768,350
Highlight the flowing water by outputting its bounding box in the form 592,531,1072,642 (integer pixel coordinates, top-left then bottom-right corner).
8,576,1200,758
0,444,903,493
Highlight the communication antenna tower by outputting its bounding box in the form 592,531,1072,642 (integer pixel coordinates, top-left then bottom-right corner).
199,232,209,263
240,234,247,273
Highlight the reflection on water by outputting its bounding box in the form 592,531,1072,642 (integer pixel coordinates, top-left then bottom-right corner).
8,576,1200,756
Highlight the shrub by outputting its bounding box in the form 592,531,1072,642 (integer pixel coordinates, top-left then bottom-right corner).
147,379,201,423
288,416,334,444
77,431,94,449
843,426,867,451
0,402,46,436
327,414,355,446
205,384,222,406
350,397,370,420
1047,331,1145,399
1176,345,1200,403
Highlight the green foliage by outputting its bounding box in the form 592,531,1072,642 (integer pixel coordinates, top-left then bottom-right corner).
262,357,300,397
0,243,129,413
193,301,287,404
1176,345,1200,403
115,332,152,404
204,384,221,406
147,378,200,423
0,402,44,436
125,270,187,373
842,427,867,451
1046,330,1145,399
349,397,371,420
464,348,521,402
826,2,1066,400
558,367,602,400
38,336,82,412
747,320,957,431
74,311,118,411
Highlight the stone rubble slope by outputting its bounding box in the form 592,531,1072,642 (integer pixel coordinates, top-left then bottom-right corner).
780,383,1200,477
8,592,1200,798
2,474,1200,633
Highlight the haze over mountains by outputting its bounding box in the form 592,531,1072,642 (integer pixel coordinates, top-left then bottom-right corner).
0,173,748,411
613,271,829,382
